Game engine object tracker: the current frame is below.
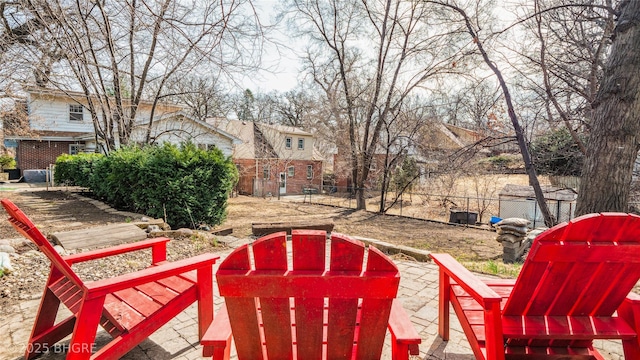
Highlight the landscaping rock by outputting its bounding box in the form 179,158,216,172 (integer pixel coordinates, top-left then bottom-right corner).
0,244,15,253
175,228,194,238
0,252,14,273
496,217,530,227
53,245,67,256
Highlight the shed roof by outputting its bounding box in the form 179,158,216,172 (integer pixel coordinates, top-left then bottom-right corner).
499,184,577,201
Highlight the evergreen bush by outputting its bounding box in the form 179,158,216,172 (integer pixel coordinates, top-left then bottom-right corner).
55,143,238,229
54,153,104,187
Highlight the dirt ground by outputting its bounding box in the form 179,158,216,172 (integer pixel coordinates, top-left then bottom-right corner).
0,189,501,262
222,195,501,262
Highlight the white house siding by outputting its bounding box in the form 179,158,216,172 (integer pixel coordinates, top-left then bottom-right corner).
28,97,94,133
129,118,234,157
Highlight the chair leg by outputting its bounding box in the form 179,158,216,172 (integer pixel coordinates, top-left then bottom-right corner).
66,297,106,360
438,268,451,341
619,296,640,358
197,267,214,357
25,287,72,360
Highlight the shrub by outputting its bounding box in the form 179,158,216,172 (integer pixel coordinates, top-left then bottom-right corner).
530,128,584,176
130,143,238,228
56,143,238,229
55,153,104,187
0,154,16,170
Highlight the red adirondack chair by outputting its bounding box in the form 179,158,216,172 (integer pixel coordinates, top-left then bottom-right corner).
1,198,219,360
201,230,421,360
432,212,640,360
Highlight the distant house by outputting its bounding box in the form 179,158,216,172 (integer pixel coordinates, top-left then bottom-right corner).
216,119,323,196
498,184,577,228
4,88,239,174
332,123,484,192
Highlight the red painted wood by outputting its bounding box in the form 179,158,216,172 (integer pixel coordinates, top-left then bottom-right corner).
433,212,640,360
1,198,218,360
292,230,326,270
253,232,292,359
253,232,287,270
326,234,363,359
211,230,420,360
224,298,264,360
292,230,326,360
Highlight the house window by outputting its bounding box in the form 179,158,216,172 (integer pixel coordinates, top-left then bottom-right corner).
69,144,85,155
263,165,270,179
298,138,305,150
306,165,313,179
198,144,216,151
285,137,292,149
288,166,295,177
69,104,84,122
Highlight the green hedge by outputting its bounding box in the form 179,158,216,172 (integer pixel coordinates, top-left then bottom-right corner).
54,153,104,187
55,143,238,229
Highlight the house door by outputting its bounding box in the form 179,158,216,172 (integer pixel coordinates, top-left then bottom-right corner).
279,172,287,195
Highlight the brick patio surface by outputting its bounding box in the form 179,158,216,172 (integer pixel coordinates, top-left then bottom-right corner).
0,240,628,360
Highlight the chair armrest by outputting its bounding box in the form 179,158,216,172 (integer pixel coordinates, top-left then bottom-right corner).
63,237,171,264
430,253,501,308
388,299,421,355
85,253,219,299
201,305,233,360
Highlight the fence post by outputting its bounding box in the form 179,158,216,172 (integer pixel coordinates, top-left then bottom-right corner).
466,197,470,228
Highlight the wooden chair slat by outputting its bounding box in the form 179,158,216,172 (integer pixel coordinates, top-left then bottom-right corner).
103,294,145,331
253,232,287,270
366,245,397,273
327,298,359,359
355,298,392,360
292,230,326,271
330,233,365,272
291,231,325,359
156,275,195,293
294,298,324,360
224,298,264,360
260,298,294,359
134,282,178,305
112,288,162,317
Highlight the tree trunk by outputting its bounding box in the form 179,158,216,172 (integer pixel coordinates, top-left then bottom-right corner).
576,0,640,215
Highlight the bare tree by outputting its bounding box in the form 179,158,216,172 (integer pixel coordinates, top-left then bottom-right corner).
166,76,232,121
1,0,260,151
286,0,465,210
424,0,556,226
576,0,640,214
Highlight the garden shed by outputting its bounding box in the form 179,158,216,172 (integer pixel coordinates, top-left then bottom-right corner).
498,184,577,228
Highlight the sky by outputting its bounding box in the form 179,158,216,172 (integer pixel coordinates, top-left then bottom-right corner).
238,0,301,93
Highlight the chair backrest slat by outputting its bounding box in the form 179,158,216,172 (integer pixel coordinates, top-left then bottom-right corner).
327,233,365,358
217,231,399,360
2,199,84,288
293,230,326,359
504,213,640,319
253,232,292,359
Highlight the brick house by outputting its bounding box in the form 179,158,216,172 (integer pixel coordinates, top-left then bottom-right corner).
4,88,239,176
215,119,323,196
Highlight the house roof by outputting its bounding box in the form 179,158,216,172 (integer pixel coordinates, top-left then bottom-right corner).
499,184,577,201
258,123,313,136
5,130,92,141
151,112,242,144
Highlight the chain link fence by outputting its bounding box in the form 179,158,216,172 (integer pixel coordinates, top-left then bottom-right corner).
297,185,577,228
